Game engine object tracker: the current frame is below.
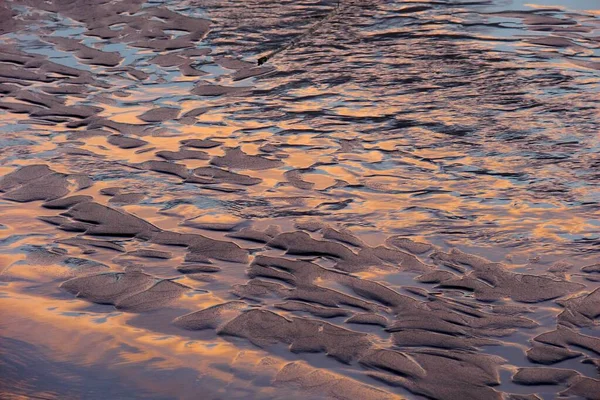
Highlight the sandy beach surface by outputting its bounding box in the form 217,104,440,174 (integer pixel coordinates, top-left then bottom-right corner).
0,0,599,399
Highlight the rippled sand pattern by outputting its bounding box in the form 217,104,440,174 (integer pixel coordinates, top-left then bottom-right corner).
1,0,599,399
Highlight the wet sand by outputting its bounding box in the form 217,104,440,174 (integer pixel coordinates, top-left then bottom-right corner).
0,0,599,399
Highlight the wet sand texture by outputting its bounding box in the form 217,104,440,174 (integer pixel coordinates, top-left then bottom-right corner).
1,0,599,399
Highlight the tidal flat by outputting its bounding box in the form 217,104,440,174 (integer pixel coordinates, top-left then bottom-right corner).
0,0,599,399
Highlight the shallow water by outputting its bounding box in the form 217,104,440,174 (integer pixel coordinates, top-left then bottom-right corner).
0,0,599,399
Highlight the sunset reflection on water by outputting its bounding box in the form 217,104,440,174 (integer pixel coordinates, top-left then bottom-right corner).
1,0,599,399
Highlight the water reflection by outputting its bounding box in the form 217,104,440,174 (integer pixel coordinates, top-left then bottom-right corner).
0,0,599,399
